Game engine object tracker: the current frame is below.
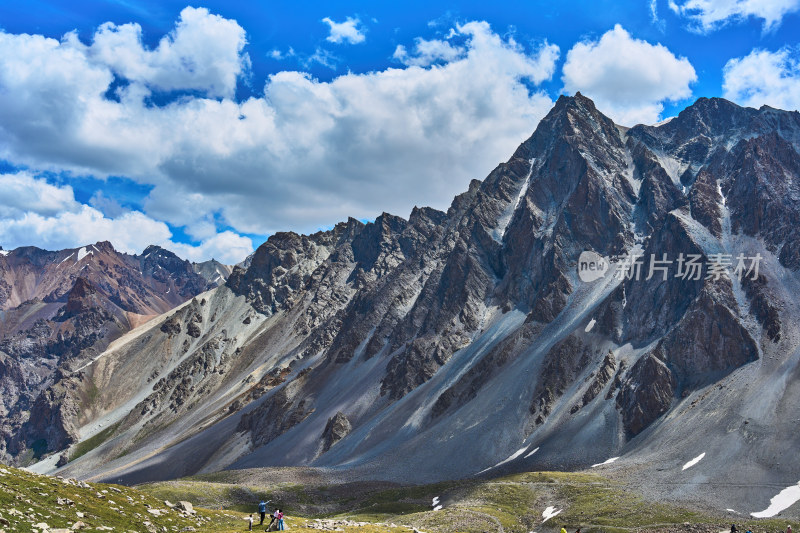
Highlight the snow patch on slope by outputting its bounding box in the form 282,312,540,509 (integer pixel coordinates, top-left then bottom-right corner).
682,452,705,470
76,247,93,263
541,506,562,523
751,482,800,518
591,457,619,468
432,496,442,511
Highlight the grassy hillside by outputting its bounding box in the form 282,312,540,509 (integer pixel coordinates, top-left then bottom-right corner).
0,464,246,532
1,463,793,532
139,468,794,533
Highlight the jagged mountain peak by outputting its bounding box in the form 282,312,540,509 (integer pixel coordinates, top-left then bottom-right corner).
659,96,753,138
546,92,618,133
515,93,627,182
409,205,447,225
191,258,233,289
139,244,179,260
90,240,116,253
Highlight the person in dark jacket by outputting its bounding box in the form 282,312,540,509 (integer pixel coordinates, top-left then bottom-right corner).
258,500,269,525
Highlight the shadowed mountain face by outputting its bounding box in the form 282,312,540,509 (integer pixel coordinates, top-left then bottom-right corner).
0,242,221,464
11,95,800,514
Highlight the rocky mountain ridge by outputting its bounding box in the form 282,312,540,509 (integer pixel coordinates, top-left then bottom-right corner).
7,94,800,516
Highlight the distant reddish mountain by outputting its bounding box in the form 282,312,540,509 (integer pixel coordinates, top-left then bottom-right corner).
0,242,225,463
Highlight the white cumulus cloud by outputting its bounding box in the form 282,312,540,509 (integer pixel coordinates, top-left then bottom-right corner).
723,47,800,111
0,172,79,219
0,172,252,264
561,24,697,125
393,38,465,67
322,16,366,44
669,0,800,32
0,204,172,256
169,231,254,264
0,15,560,241
86,6,248,98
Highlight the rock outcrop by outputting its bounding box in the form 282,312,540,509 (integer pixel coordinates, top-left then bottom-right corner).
321,412,352,452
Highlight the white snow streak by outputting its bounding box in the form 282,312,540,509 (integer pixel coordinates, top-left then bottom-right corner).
584,318,596,332
491,158,535,243
751,481,800,518
524,447,539,459
591,457,619,468
59,252,74,264
541,506,562,523
0,250,9,256
477,445,531,474
682,452,705,471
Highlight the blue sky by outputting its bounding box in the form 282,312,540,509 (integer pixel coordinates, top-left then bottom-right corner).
0,0,798,262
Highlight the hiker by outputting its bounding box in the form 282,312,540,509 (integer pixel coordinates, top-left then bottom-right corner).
575,529,581,533
730,524,737,533
266,509,279,532
560,527,567,533
246,514,253,531
258,500,269,525
276,509,286,531
788,526,793,533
